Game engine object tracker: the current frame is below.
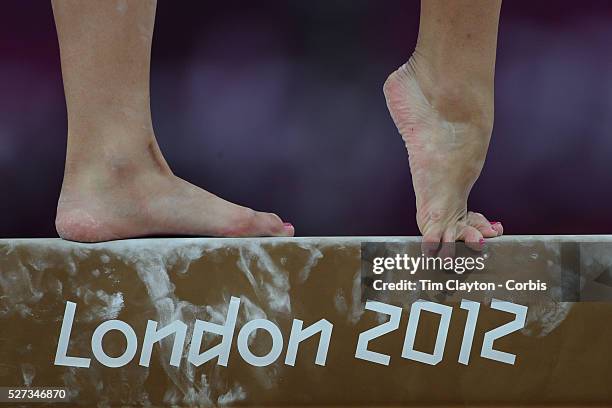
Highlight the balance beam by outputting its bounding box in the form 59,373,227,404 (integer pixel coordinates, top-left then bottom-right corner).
0,236,610,406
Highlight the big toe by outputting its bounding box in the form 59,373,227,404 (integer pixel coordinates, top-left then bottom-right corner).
467,211,502,238
260,212,294,237
235,209,294,237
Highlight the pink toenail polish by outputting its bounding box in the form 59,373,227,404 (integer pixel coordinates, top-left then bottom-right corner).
479,238,485,245
490,221,500,225
283,222,293,229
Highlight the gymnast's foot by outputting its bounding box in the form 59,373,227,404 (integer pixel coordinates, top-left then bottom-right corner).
52,0,293,243
383,56,503,252
55,140,294,242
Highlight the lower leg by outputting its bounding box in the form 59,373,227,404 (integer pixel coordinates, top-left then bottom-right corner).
52,0,293,242
384,0,503,251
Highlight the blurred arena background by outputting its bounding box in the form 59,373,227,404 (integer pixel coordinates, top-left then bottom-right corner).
1,0,612,237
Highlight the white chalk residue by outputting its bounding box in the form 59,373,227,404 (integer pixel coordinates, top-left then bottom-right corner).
349,269,365,324
334,288,348,314
21,363,35,387
296,244,323,283
522,301,573,337
238,243,291,315
218,384,246,406
124,249,197,404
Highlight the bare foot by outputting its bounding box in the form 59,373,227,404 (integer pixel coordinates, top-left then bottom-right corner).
51,0,293,243
56,154,294,242
383,57,503,252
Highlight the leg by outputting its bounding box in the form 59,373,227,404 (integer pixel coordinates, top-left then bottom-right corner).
52,0,293,242
384,0,504,251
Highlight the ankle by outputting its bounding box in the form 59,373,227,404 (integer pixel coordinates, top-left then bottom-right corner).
63,129,172,186
60,153,172,205
404,53,494,132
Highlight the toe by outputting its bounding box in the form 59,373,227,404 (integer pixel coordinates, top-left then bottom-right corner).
457,225,485,252
490,221,503,236
254,211,294,237
467,212,499,238
439,226,457,258
223,208,292,237
421,228,443,256
281,222,295,237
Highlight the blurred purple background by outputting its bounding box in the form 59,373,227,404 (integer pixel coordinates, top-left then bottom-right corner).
1,0,612,238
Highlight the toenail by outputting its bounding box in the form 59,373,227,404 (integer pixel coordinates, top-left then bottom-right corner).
283,222,293,229
490,221,500,225
479,238,485,245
